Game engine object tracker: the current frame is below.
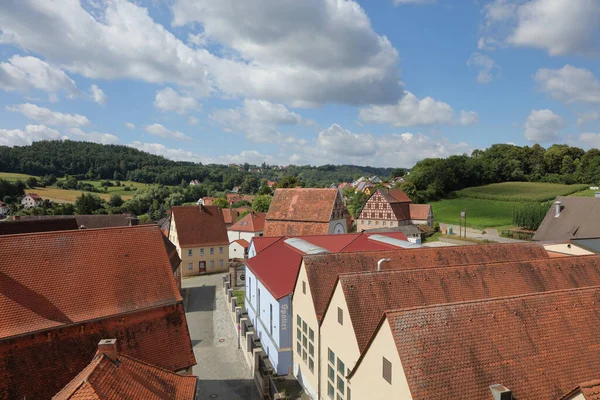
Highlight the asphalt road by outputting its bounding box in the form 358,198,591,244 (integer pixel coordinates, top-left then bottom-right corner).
183,274,260,400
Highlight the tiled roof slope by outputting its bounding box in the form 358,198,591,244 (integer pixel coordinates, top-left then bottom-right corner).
338,255,600,352
534,196,600,241
221,208,238,224
161,231,182,273
53,350,197,399
266,188,338,222
385,287,600,400
171,205,228,247
0,225,182,339
304,242,549,320
562,380,600,400
264,220,330,236
380,188,411,203
409,203,431,220
0,217,79,235
234,239,250,248
0,303,196,400
229,212,266,232
19,214,136,229
251,236,283,254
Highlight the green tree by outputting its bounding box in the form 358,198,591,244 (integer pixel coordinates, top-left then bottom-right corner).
257,184,273,195
74,193,104,214
346,191,368,219
390,168,406,178
108,194,124,207
26,176,38,188
241,175,260,194
252,195,272,212
213,197,229,208
277,175,302,188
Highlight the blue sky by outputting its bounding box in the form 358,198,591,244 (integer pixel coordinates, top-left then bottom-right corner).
1,0,599,167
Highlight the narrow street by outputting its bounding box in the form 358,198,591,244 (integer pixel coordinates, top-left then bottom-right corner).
183,273,260,400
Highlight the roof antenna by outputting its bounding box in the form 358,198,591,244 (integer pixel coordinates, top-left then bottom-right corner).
377,258,391,271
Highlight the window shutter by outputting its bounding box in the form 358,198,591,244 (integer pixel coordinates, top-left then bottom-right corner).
338,307,343,325
382,357,392,384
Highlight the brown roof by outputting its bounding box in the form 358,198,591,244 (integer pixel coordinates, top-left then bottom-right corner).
27,192,42,200
264,220,330,236
221,208,239,224
0,217,79,235
1,303,196,400
53,345,197,399
228,212,266,233
19,214,137,229
375,287,600,400
534,196,600,241
335,255,600,353
303,242,549,321
379,188,411,203
409,203,431,220
0,225,182,339
161,230,182,273
234,239,250,248
266,188,339,223
171,205,228,247
562,380,600,400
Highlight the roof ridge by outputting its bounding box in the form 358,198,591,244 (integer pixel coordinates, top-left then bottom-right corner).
384,284,600,316
118,353,198,380
0,223,155,239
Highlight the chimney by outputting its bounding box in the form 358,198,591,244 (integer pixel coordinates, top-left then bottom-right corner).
377,258,391,271
489,384,512,400
97,339,118,361
128,217,139,226
554,200,562,218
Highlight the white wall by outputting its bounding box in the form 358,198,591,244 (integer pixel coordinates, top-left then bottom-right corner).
228,230,259,243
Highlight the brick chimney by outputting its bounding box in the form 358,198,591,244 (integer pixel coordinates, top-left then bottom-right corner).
97,339,118,361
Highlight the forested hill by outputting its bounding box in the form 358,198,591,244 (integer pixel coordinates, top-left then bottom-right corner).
0,140,392,187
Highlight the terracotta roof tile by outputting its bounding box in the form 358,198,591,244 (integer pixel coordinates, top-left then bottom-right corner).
380,188,411,203
305,242,550,321
337,255,600,353
0,225,182,339
234,239,250,248
228,212,266,233
264,221,330,236
171,205,228,247
251,236,283,254
53,348,197,399
221,208,239,224
27,192,42,200
0,303,196,400
266,188,339,223
19,214,138,229
384,287,600,400
568,380,600,400
409,203,431,220
0,217,79,235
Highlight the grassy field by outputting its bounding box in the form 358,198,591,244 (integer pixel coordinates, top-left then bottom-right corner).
0,172,36,181
24,187,117,202
74,180,148,197
431,198,522,229
455,182,589,202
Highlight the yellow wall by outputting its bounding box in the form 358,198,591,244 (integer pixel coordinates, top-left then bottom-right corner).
170,215,229,276
356,219,408,229
319,281,359,400
293,263,320,399
349,319,412,400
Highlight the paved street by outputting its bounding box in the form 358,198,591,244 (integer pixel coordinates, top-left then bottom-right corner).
183,274,260,400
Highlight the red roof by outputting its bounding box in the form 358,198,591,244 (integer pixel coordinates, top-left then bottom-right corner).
53,343,197,399
245,233,410,299
221,208,239,224
0,225,182,339
26,192,42,200
228,212,266,233
380,188,411,203
234,239,250,248
562,380,600,400
335,254,600,353
264,221,330,236
267,188,339,223
304,242,550,321
251,236,282,254
409,203,431,220
171,205,228,247
379,287,600,400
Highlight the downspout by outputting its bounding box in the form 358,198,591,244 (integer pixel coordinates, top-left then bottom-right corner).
377,258,391,271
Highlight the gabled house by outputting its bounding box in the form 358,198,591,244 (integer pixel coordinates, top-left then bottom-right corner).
189,179,201,186
348,286,600,400
357,188,433,229
291,242,550,398
533,196,600,242
264,188,350,236
0,225,196,400
221,208,239,227
230,238,250,259
228,211,266,242
53,339,197,400
21,192,42,208
320,255,600,400
170,205,230,275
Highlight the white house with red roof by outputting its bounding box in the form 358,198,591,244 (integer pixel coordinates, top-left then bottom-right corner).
228,212,266,243
21,193,43,208
244,232,415,375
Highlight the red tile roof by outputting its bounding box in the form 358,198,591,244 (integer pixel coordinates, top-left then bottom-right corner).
264,220,330,236
0,217,79,235
562,380,600,400
267,188,339,222
53,344,197,399
234,239,250,248
379,188,411,203
303,242,550,321
228,212,266,233
1,303,196,400
335,255,600,353
378,287,600,400
0,225,182,339
171,205,228,247
251,236,283,254
221,208,239,224
409,203,431,220
27,192,42,200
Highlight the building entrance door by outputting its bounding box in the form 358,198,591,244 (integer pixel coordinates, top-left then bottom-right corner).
199,261,206,273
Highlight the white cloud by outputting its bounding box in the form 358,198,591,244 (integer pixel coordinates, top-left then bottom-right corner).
171,0,403,105
0,124,64,146
129,141,201,162
481,0,600,56
89,84,106,105
6,103,90,127
578,133,600,148
153,87,201,115
358,91,477,127
315,124,378,157
0,55,81,99
188,116,199,125
534,65,600,104
125,122,136,130
467,53,499,84
67,127,120,144
524,109,564,142
460,110,480,126
577,111,599,127
144,123,192,141
477,37,503,51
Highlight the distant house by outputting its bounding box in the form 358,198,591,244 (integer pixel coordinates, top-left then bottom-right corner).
228,211,266,243
357,188,433,229
170,205,229,275
533,196,600,242
231,186,241,193
197,196,215,206
53,339,197,399
267,180,277,188
230,239,250,259
189,179,201,186
369,175,382,184
0,201,8,217
355,181,374,195
264,188,350,236
21,193,42,208
226,193,255,206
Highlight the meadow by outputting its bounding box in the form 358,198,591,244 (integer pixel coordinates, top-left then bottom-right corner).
0,172,36,181
455,182,589,202
430,198,520,229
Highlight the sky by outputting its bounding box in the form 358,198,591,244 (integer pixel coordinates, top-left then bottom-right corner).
0,0,599,168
